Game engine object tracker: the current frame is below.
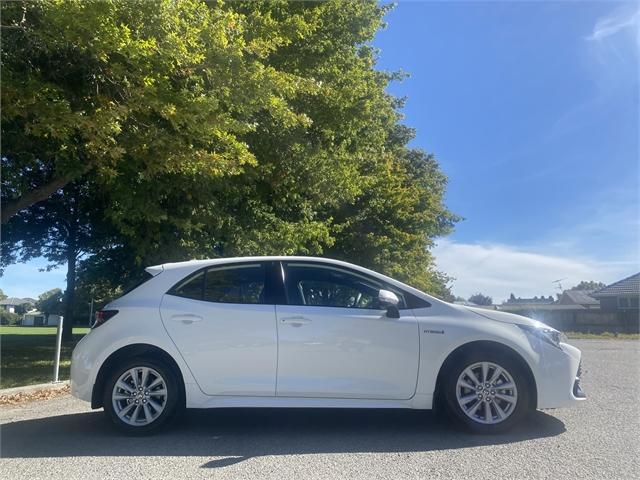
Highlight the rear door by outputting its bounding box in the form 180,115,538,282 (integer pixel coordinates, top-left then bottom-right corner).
160,262,278,396
275,261,420,400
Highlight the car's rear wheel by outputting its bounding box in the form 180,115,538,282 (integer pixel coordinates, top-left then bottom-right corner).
103,358,179,434
444,350,531,433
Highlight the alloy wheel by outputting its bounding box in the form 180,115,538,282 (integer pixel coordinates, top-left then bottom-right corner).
455,361,518,425
111,367,168,426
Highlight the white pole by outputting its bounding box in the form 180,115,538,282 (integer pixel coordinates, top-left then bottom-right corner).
88,297,94,327
53,315,64,383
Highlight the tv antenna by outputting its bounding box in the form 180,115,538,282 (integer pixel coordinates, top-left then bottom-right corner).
552,278,567,291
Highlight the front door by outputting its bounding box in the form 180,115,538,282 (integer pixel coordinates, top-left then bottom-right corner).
276,262,420,400
160,262,277,396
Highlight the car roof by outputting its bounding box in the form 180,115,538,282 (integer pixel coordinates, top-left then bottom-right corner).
150,256,366,272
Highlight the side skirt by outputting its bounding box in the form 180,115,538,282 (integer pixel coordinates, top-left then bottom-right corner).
184,385,433,410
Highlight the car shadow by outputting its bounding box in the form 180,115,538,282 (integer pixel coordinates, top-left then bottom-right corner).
1,408,565,468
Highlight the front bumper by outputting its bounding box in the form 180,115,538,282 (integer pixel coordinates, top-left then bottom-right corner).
536,341,586,409
573,361,586,399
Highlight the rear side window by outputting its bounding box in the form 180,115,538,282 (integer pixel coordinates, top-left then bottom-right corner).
171,271,204,300
204,264,265,304
168,264,266,304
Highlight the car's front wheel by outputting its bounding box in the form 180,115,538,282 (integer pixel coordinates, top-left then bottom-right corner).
444,350,531,433
103,358,180,434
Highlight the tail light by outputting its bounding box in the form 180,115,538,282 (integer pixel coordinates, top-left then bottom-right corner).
92,310,119,328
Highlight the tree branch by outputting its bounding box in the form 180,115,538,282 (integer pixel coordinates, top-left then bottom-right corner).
1,166,92,224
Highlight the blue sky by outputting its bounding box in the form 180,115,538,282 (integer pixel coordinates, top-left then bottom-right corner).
373,0,639,300
2,1,639,302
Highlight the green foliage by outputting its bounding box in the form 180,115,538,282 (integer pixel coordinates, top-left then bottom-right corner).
35,288,64,319
468,293,493,306
1,0,314,220
0,289,6,301
569,281,606,292
0,310,21,326
2,0,458,305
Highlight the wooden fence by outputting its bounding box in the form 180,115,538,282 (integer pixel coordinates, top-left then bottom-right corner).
497,308,639,334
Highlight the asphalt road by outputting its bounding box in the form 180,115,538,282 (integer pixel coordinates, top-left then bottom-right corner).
1,339,638,479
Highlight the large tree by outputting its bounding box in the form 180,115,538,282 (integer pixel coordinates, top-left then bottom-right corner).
3,1,458,315
35,288,63,325
569,281,606,292
468,293,493,306
82,1,457,293
1,181,111,338
1,0,312,223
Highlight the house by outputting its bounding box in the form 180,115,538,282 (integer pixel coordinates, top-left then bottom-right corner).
503,294,555,306
22,309,63,326
592,273,640,312
556,290,600,309
0,297,35,314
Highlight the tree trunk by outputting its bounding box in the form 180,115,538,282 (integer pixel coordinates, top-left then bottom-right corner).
62,251,76,341
62,222,78,341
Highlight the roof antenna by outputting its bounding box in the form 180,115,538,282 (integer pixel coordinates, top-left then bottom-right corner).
552,278,567,292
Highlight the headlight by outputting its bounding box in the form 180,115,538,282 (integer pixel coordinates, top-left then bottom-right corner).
517,324,567,349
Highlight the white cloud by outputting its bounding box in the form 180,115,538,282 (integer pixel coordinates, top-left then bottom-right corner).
586,5,640,43
433,239,638,303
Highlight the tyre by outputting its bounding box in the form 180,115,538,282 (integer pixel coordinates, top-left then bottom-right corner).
443,350,531,433
102,357,181,434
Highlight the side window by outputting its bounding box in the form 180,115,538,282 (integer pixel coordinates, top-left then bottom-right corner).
284,263,406,309
171,271,204,300
203,264,265,304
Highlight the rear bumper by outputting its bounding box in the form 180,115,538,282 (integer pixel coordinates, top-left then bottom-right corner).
70,334,94,403
536,342,586,409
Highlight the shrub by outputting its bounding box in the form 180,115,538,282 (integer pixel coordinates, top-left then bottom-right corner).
0,310,21,325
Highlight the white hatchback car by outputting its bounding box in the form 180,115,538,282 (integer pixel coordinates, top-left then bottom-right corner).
71,256,585,434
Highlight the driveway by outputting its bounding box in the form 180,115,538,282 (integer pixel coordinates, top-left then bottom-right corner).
1,340,638,479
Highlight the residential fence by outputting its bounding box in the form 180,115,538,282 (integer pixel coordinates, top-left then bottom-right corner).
498,307,639,334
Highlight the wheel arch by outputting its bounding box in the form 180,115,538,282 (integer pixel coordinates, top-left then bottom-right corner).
91,343,186,409
433,340,538,411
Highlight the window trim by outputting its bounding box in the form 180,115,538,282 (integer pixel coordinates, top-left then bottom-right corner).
166,259,431,309
167,261,271,305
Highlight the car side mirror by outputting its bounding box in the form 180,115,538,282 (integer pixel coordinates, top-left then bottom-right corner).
378,289,400,319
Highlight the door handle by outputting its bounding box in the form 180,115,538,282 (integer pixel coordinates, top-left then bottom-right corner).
280,316,311,326
170,314,203,324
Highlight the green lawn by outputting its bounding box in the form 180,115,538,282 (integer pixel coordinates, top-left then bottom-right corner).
1,326,90,389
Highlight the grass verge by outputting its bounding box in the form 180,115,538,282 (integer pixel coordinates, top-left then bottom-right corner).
1,326,89,389
565,331,639,340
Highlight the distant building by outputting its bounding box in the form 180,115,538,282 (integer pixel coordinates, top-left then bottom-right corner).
592,273,640,312
504,294,555,306
0,297,35,314
22,309,63,326
556,290,600,309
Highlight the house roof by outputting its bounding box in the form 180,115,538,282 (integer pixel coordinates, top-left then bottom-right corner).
557,290,600,306
0,297,35,306
592,273,640,298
